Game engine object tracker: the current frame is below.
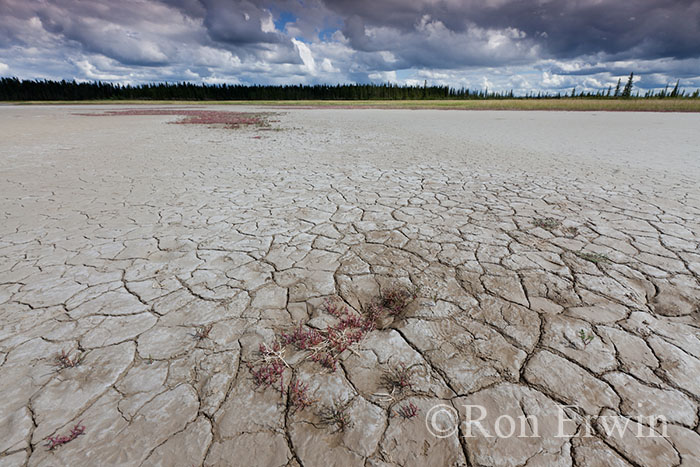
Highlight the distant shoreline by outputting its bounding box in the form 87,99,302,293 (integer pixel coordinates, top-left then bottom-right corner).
4,99,700,112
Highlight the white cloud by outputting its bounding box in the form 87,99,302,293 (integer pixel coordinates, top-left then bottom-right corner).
260,12,275,33
292,39,316,74
368,70,396,82
74,59,125,81
542,71,570,88
320,58,337,73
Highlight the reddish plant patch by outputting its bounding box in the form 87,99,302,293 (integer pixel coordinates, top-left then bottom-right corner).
275,298,377,372
395,402,419,419
56,350,83,369
76,109,271,129
191,324,213,341
380,285,419,316
247,342,288,393
281,323,324,350
45,423,85,450
289,379,317,414
261,291,419,381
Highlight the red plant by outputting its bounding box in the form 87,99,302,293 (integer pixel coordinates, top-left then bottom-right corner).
382,363,414,393
308,300,376,370
273,299,377,373
289,379,317,414
77,109,270,129
45,423,85,450
247,360,285,392
56,350,83,369
253,297,380,391
323,297,348,318
192,324,213,341
310,352,339,371
363,302,384,325
326,321,365,354
247,342,288,393
396,402,419,419
380,286,417,316
281,324,324,350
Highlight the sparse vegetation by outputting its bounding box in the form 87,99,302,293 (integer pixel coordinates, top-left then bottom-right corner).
56,350,84,369
395,402,420,420
248,289,421,424
381,362,416,394
273,290,420,377
317,400,353,433
533,218,580,236
380,285,420,317
281,323,325,350
76,109,272,129
308,299,374,370
192,324,213,341
289,379,317,414
578,329,595,348
533,217,561,230
574,251,610,264
45,423,85,450
247,342,288,393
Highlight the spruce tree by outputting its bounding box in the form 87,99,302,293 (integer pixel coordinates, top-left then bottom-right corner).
621,73,634,97
613,78,621,97
670,80,680,97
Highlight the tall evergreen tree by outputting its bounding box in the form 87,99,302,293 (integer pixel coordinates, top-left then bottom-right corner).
670,80,680,97
613,78,622,97
621,73,634,97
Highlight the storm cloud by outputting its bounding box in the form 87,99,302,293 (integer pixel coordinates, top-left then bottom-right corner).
0,0,698,93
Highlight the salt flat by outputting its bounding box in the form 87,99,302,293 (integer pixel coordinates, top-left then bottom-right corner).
1,105,699,466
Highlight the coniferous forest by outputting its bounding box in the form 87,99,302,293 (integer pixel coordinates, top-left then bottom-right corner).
1,74,698,101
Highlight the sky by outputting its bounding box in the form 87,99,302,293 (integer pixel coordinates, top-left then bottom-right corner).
1,0,699,94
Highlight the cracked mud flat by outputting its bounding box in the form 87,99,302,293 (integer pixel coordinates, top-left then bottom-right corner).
1,105,699,466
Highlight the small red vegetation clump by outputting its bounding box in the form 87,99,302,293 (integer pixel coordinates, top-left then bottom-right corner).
395,402,419,419
174,110,267,128
56,350,83,369
380,286,419,316
247,342,288,393
289,379,317,414
281,324,324,350
77,109,269,129
309,298,376,371
45,423,85,450
191,324,213,341
277,298,376,372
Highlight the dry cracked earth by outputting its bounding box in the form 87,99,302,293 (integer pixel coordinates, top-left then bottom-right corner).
1,105,700,467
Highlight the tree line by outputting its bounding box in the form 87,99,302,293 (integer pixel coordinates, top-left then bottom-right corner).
1,74,697,101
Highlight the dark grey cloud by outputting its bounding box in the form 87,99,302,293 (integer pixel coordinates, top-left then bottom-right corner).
0,0,698,92
326,0,700,60
200,0,282,45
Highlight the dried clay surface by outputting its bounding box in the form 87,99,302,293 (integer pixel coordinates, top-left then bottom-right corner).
1,105,699,466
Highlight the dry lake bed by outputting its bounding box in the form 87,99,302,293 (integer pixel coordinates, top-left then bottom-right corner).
1,105,700,466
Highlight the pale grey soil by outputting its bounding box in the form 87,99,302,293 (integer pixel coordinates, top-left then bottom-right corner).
1,106,699,466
